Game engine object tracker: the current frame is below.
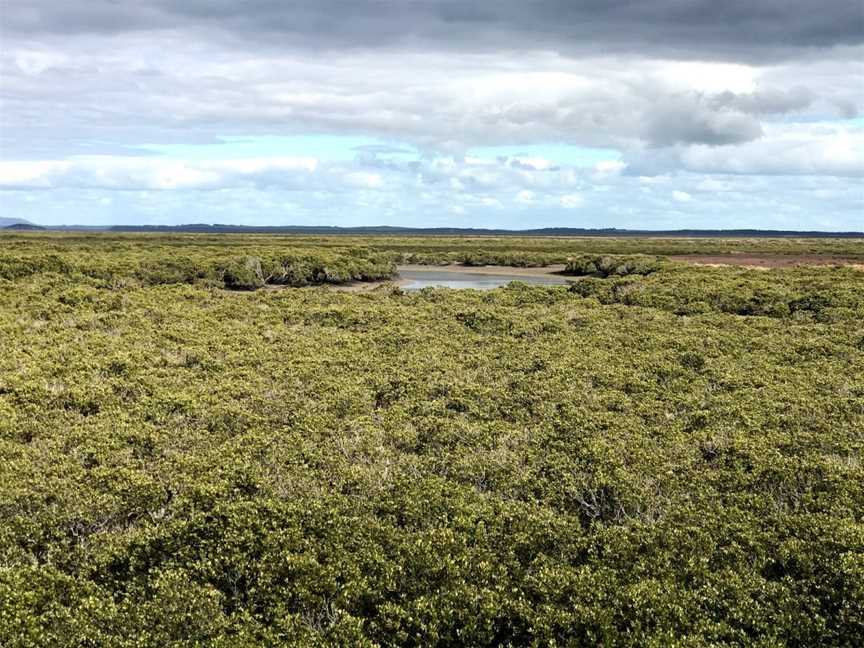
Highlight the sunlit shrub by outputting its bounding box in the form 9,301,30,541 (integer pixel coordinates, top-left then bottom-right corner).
218,256,265,290
564,254,664,277
0,233,862,646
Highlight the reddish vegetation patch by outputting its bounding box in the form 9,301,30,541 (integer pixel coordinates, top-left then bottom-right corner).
671,254,863,269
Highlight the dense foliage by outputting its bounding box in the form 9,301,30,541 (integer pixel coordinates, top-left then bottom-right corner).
563,254,665,278
3,231,863,270
1,234,862,646
569,264,864,321
0,237,396,290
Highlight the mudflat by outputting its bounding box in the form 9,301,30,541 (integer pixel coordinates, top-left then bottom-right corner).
670,253,863,269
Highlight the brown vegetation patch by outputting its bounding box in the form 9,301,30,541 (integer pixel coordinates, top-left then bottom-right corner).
671,254,863,269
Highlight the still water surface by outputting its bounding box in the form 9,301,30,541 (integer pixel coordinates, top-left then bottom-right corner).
399,269,571,290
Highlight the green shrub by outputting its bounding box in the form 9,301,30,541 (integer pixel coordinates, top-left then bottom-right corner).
218,256,265,290
564,254,664,277
0,232,862,646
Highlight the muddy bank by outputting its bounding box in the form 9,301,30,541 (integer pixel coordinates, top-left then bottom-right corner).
333,264,571,292
397,263,568,277
267,255,863,293
670,254,863,269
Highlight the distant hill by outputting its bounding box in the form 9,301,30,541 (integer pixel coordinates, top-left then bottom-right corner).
0,217,37,228
104,224,864,238
3,222,46,231
6,219,860,237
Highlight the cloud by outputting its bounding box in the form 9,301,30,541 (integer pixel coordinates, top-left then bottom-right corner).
0,152,618,199
508,157,559,172
352,144,414,155
559,194,584,209
594,161,626,174
2,152,861,230
342,171,384,189
642,98,764,147
1,1,861,230
516,190,536,204
0,157,320,191
709,87,815,115
4,1,862,62
4,39,856,160
627,122,864,177
640,87,824,147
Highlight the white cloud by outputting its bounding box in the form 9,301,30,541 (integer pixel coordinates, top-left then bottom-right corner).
3,34,860,159
677,122,864,176
0,18,861,230
594,160,626,174
342,171,384,189
658,62,758,94
559,193,584,208
3,152,860,232
0,157,321,190
625,121,864,177
510,157,557,171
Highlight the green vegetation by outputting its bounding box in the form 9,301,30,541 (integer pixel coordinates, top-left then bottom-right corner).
1,233,862,646
563,254,665,277
4,231,863,270
0,239,396,290
390,236,863,268
569,264,864,321
375,235,864,265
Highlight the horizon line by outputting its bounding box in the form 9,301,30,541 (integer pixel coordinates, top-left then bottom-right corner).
4,222,863,237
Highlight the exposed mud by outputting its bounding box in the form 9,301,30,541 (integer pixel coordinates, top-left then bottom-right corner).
670,254,863,269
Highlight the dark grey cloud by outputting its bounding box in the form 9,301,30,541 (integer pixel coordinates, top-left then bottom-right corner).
709,87,815,115
643,97,765,147
4,1,862,62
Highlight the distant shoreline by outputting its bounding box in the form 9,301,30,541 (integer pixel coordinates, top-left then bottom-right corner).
4,223,864,238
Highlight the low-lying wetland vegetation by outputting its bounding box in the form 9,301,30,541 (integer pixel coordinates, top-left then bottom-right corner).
1,232,862,646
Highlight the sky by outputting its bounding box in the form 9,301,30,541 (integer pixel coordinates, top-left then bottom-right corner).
0,1,862,230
